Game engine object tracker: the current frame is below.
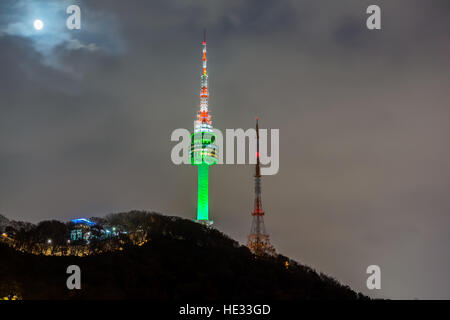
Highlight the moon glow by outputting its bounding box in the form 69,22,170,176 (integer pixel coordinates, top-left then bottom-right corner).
33,19,44,30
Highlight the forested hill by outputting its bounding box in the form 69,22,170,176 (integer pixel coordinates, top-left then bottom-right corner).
0,211,368,300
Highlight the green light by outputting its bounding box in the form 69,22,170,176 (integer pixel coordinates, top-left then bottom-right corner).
191,131,217,222
197,164,209,220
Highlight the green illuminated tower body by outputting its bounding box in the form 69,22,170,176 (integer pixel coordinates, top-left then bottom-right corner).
190,31,218,225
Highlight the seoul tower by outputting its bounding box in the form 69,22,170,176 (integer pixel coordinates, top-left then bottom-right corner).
247,118,276,256
190,30,218,225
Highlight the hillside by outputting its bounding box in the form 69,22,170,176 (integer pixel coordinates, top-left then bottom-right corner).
0,214,34,234
0,211,368,300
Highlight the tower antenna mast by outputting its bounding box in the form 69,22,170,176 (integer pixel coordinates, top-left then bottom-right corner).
247,118,276,255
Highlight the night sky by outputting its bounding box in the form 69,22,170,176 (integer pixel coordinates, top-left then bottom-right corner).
1,0,449,299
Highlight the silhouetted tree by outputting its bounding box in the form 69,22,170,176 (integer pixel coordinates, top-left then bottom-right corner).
33,220,69,245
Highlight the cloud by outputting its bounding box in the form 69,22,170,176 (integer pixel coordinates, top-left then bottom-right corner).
0,0,121,58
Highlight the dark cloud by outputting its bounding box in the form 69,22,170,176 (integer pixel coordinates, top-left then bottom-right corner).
0,0,449,299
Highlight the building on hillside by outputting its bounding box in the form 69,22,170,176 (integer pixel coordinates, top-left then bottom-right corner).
70,218,97,242
70,218,120,243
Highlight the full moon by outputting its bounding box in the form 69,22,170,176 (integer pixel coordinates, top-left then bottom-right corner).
33,19,44,30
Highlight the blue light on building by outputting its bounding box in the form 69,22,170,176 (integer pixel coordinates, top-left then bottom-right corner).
71,218,96,226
